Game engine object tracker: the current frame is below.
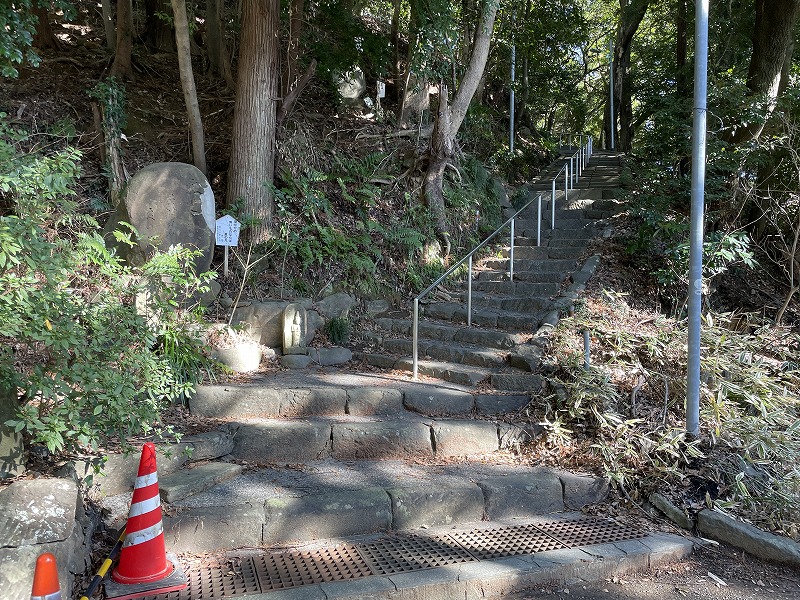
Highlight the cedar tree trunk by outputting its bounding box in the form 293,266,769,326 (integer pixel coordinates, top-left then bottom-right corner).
206,0,234,88
111,0,135,80
227,0,280,243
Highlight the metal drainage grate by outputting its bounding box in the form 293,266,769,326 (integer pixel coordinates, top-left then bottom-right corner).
532,517,646,548
357,534,477,575
253,545,374,591
136,556,261,600
446,525,566,560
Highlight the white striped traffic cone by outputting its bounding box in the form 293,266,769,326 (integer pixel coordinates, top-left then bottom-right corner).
105,442,187,600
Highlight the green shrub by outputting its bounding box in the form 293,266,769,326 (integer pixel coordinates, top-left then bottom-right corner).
324,317,352,345
0,115,215,455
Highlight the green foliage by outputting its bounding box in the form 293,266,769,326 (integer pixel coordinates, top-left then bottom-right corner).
0,116,215,455
0,0,76,77
324,317,351,345
543,307,800,532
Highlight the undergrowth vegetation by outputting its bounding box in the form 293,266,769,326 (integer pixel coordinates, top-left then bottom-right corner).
534,296,800,537
0,114,216,459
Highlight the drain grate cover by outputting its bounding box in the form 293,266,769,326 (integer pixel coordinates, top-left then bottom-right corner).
446,525,566,560
253,545,373,591
357,534,477,575
532,517,646,548
136,556,261,600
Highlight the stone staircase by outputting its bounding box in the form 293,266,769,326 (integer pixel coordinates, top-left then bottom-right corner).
85,151,695,600
359,152,624,390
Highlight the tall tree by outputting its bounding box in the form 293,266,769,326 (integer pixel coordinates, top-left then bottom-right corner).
32,4,59,49
110,0,135,79
227,0,280,243
605,0,649,152
171,0,207,175
729,0,800,143
206,0,234,88
424,0,498,255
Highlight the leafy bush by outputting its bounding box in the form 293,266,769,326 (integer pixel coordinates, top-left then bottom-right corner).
0,116,215,455
324,317,352,345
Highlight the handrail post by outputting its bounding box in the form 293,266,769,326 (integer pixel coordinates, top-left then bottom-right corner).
537,194,542,246
563,167,568,217
467,255,473,326
509,219,515,281
412,298,419,379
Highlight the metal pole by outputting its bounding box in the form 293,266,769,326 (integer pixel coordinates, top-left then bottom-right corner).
563,167,568,219
686,0,709,437
510,14,516,153
537,195,542,246
686,0,709,438
467,255,473,326
550,179,556,233
509,219,515,281
412,298,419,379
609,39,615,151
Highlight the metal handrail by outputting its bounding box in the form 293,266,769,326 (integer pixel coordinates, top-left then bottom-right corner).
411,135,593,378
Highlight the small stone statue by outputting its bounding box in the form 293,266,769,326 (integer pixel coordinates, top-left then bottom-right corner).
283,303,307,355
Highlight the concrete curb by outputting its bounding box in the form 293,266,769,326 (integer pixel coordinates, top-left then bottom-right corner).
697,509,800,569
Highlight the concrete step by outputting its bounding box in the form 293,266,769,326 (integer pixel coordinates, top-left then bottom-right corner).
422,301,543,330
159,461,244,503
375,317,526,348
150,459,613,552
465,280,559,296
480,258,578,272
476,269,566,284
376,336,508,369
500,246,585,260
359,352,494,386
458,291,553,313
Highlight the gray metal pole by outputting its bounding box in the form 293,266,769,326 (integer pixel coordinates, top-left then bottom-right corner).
412,298,419,379
609,39,615,151
508,45,517,154
510,14,516,153
686,0,709,438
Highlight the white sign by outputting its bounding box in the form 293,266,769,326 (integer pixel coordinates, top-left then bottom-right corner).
377,81,386,99
215,215,241,247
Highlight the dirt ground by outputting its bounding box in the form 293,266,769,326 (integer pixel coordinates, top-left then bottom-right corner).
508,542,800,600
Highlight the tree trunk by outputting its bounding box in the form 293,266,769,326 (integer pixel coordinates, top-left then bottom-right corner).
144,0,176,52
423,0,498,253
32,5,60,50
277,59,317,128
227,0,280,244
612,0,649,153
730,0,800,143
111,0,135,80
282,0,305,96
391,0,402,103
171,0,207,175
101,0,116,50
206,0,234,88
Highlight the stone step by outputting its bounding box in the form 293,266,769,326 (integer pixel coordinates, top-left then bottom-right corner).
159,461,244,503
192,383,522,419
500,245,585,260
422,301,543,330
476,269,567,284
458,291,553,313
481,258,578,272
376,336,508,369
374,317,524,349
151,459,612,552
395,357,493,386
491,371,547,392
467,280,559,296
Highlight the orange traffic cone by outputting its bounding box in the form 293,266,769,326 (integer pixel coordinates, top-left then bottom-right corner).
105,442,187,600
31,553,61,600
